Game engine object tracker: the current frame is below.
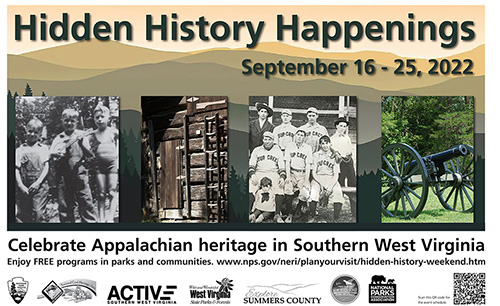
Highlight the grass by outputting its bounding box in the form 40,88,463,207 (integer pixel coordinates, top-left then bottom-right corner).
382,190,474,223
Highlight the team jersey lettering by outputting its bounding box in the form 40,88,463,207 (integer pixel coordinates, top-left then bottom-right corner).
256,154,279,164
317,159,335,169
312,130,325,137
290,152,307,160
278,131,295,138
267,154,279,163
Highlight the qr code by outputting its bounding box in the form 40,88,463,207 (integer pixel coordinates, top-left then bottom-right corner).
453,273,485,305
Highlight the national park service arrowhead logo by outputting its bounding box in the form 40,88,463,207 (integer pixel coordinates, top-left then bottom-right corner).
7,277,29,304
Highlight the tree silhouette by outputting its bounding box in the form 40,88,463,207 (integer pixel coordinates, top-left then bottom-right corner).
24,83,33,96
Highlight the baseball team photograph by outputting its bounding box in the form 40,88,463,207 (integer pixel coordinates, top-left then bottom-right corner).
248,96,357,224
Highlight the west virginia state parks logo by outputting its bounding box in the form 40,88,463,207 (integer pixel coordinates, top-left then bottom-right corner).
190,278,234,304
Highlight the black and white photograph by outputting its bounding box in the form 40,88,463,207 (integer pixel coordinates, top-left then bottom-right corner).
248,96,357,224
141,96,228,223
14,96,120,223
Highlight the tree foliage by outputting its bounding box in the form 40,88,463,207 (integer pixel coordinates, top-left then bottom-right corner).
15,96,119,147
381,96,474,156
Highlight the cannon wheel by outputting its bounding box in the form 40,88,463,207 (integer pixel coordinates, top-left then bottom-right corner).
381,143,429,218
434,144,474,212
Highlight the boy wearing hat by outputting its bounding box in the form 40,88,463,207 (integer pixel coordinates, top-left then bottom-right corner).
299,107,328,153
249,102,275,153
249,131,285,221
273,109,297,154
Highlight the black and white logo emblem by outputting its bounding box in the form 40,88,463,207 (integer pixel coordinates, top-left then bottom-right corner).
39,279,96,303
330,275,359,304
8,277,29,304
369,275,396,303
41,281,64,303
216,278,234,298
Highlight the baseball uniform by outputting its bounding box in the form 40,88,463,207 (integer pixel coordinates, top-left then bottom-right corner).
249,144,285,195
299,123,328,153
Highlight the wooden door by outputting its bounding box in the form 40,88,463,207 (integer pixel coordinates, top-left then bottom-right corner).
159,139,183,209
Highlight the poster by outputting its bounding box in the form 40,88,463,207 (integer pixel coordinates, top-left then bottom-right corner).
2,1,497,305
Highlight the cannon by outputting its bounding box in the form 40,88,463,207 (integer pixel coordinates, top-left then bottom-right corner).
381,143,474,218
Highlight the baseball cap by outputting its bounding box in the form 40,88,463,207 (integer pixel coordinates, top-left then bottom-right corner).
306,107,318,114
263,131,274,140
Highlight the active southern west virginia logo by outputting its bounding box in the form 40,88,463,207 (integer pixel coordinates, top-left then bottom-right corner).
368,275,396,303
107,284,177,304
190,278,234,304
8,277,29,304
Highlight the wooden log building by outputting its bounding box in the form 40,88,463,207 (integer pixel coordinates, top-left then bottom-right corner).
141,96,228,222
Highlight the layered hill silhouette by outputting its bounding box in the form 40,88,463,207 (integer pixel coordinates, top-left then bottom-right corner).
8,54,114,80
20,40,189,69
8,39,485,146
7,60,484,135
9,41,484,92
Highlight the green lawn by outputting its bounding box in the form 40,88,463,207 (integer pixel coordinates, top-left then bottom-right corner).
381,190,474,223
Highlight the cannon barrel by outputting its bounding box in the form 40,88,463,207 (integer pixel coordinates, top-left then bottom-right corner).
423,145,468,164
406,145,468,172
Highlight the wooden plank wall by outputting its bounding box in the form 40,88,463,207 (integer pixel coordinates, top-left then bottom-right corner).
141,96,228,222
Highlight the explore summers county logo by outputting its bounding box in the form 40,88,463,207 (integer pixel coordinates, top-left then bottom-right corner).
243,283,321,304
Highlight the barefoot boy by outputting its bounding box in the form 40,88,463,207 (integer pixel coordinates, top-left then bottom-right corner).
15,118,50,222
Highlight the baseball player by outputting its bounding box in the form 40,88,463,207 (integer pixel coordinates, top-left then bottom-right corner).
330,117,356,187
310,135,344,223
249,131,285,221
273,109,297,154
299,107,328,153
280,129,313,223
